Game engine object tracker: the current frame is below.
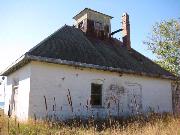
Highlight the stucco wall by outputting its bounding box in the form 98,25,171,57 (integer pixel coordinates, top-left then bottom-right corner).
4,63,31,121
29,61,172,120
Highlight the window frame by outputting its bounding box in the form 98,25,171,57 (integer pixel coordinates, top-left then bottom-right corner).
78,20,84,29
91,83,103,107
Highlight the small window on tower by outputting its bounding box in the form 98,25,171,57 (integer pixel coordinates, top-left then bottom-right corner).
78,21,84,29
94,22,104,30
104,25,109,33
91,83,102,106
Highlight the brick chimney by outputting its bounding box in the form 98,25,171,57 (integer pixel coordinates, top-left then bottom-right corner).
122,13,131,50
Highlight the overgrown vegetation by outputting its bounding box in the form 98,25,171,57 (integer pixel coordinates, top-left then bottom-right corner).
144,19,180,76
1,89,179,135
0,109,180,135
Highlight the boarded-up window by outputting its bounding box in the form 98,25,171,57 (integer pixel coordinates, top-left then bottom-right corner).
91,83,102,106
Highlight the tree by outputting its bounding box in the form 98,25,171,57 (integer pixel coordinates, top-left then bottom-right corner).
144,19,180,76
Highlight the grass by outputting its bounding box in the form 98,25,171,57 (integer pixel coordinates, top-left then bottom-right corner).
0,110,180,135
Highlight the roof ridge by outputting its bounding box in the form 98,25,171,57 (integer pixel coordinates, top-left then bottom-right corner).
27,24,72,54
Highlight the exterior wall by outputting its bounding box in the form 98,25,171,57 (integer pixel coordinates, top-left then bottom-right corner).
4,64,31,121
75,12,111,28
87,10,111,27
172,81,180,114
0,77,5,109
75,11,111,39
75,13,88,26
29,61,172,120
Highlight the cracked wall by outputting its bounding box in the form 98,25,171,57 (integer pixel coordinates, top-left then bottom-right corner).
4,61,172,121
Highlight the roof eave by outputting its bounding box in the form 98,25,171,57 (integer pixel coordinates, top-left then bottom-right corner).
27,55,176,80
0,54,29,76
1,54,176,80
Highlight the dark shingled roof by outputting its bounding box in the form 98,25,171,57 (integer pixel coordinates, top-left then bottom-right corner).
28,25,173,76
1,25,175,79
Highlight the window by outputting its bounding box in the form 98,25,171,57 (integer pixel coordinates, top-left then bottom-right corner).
94,21,104,30
11,78,19,112
104,25,109,33
78,21,84,29
91,83,102,106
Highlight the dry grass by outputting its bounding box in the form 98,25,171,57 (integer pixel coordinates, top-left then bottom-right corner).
0,110,180,135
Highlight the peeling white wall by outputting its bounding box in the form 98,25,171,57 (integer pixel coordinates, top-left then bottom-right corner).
4,64,31,121
29,61,172,120
4,61,172,121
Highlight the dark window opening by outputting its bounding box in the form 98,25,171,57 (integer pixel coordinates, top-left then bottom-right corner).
91,83,102,106
78,21,84,29
104,25,109,33
94,22,104,31
86,20,96,36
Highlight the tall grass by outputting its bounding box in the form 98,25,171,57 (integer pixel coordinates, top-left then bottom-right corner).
1,89,179,134
0,110,180,135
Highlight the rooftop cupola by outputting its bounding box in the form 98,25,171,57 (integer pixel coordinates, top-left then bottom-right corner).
73,8,113,39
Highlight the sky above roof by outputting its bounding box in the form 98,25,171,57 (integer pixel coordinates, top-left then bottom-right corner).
0,0,179,73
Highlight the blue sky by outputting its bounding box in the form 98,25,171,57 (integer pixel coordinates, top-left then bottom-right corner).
0,0,179,72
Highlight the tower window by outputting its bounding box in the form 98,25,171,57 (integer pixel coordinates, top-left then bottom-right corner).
78,21,84,29
94,22,104,30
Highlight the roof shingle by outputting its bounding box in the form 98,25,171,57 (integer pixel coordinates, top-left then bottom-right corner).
28,25,173,77
1,25,175,78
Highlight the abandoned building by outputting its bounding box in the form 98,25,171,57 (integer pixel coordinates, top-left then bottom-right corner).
0,8,178,121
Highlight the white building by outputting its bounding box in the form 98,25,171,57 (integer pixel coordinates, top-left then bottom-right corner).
0,77,5,109
0,8,176,121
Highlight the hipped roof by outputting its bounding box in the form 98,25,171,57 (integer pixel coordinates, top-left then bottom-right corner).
0,25,175,79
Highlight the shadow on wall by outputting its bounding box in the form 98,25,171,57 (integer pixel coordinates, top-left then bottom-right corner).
8,78,19,117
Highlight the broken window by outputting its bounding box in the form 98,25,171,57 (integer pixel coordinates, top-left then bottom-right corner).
91,83,102,106
104,25,109,33
94,21,104,31
78,21,84,29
